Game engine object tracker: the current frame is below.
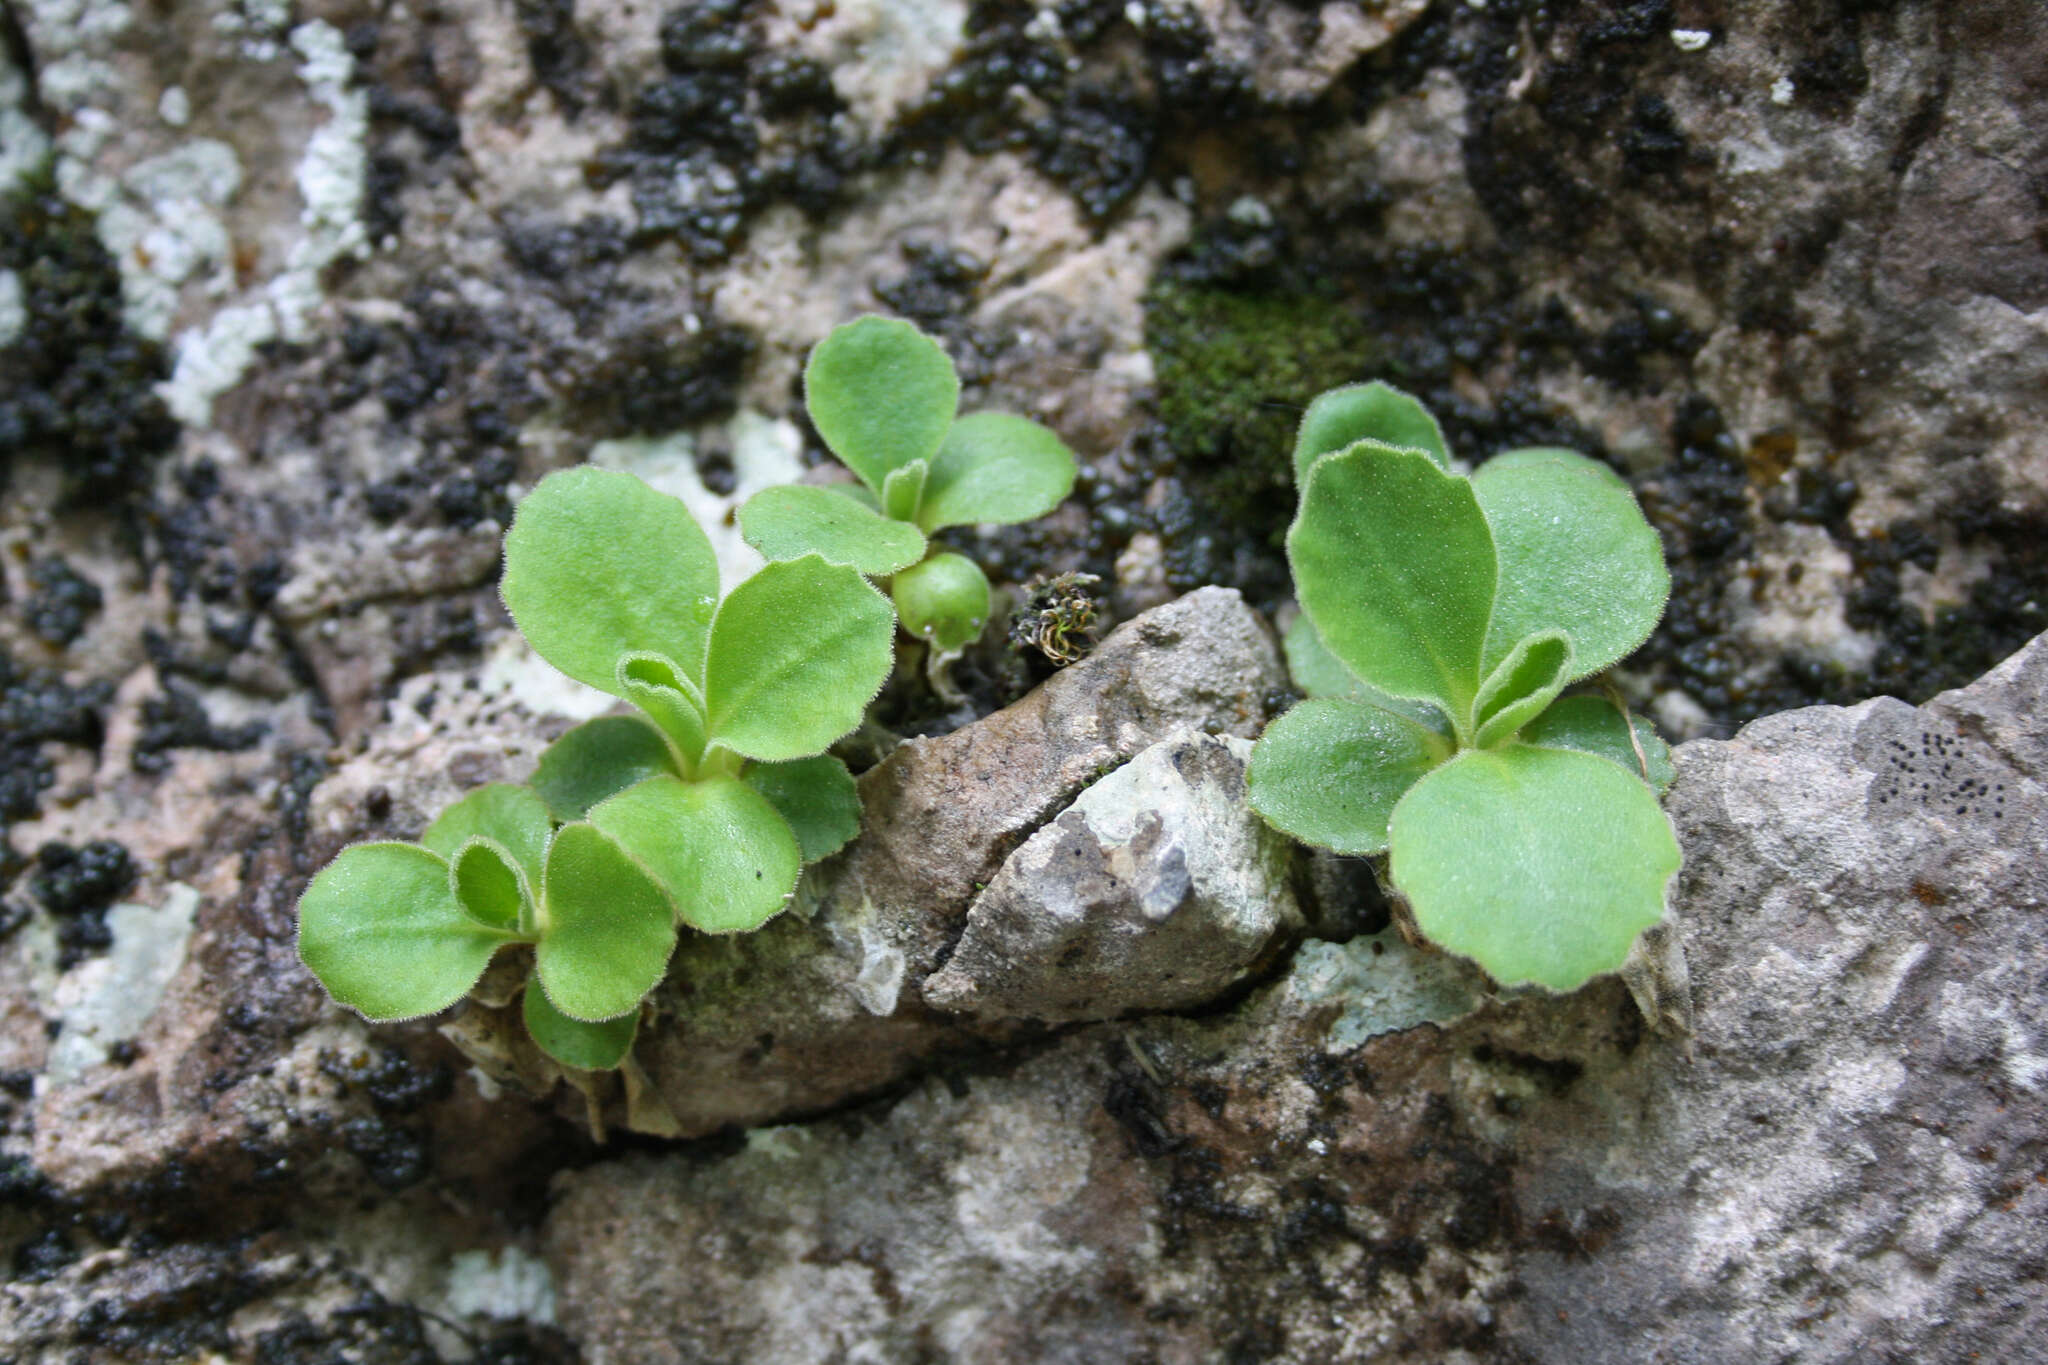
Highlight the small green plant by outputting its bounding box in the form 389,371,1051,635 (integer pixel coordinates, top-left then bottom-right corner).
1249,383,1682,992
737,316,1077,656
298,467,895,1069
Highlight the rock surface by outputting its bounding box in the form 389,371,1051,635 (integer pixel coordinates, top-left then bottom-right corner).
925,732,1302,1023
1508,640,2048,1362
2,0,2046,1358
547,633,2048,1363
627,586,1288,1136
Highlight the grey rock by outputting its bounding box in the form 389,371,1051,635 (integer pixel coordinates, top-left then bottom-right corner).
837,585,1286,979
1195,0,1432,105
627,587,1287,1136
925,732,1302,1023
1505,637,2048,1362
5,0,2047,1358
549,635,2048,1361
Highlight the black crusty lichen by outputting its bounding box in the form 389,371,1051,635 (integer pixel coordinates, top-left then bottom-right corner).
584,0,1269,263
32,839,138,968
22,557,103,647
0,644,112,866
0,168,179,501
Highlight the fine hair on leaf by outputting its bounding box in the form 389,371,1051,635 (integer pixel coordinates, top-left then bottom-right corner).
1253,382,1682,992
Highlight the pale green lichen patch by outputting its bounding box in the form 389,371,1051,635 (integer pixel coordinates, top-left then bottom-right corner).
768,0,970,134
0,268,22,345
44,883,200,1084
441,1247,558,1324
160,19,369,425
1283,930,1485,1053
95,138,242,341
744,1125,814,1161
0,43,50,191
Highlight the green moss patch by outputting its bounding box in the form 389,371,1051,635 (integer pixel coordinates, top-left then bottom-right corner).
1144,283,1378,535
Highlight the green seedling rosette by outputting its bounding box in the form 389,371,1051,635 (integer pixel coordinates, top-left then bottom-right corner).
892,552,991,654
297,784,673,1066
1250,385,1681,992
297,464,898,1071
736,316,1077,655
503,466,891,906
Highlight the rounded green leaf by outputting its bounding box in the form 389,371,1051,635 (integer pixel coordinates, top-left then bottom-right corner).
828,481,882,511
1290,442,1497,721
918,412,1078,531
1248,698,1452,856
297,843,508,1021
1293,381,1450,484
422,784,552,885
743,754,862,864
891,552,990,654
531,716,681,823
535,822,677,1022
523,984,637,1071
703,555,896,762
1282,613,1452,737
739,484,928,575
1388,745,1681,991
501,467,720,693
1471,450,1669,680
1283,609,1363,702
804,316,959,493
1472,630,1573,750
617,652,708,768
1520,695,1675,794
588,776,803,934
451,837,528,932
1482,446,1630,489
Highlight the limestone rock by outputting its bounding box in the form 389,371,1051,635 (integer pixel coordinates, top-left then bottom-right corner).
5,0,2047,1358
548,634,2048,1361
1195,0,1433,106
1507,636,2048,1361
925,732,1302,1023
629,587,1287,1136
841,585,1286,975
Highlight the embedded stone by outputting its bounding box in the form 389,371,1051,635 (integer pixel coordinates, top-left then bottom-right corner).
924,733,1302,1023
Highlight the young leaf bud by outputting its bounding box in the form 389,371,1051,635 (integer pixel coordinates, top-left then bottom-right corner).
892,553,990,655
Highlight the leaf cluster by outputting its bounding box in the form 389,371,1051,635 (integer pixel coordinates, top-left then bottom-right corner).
299,469,893,1070
1249,384,1683,991
738,316,1077,654
297,331,1683,1079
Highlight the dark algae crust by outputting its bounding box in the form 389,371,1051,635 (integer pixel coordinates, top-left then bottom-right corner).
0,170,178,502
